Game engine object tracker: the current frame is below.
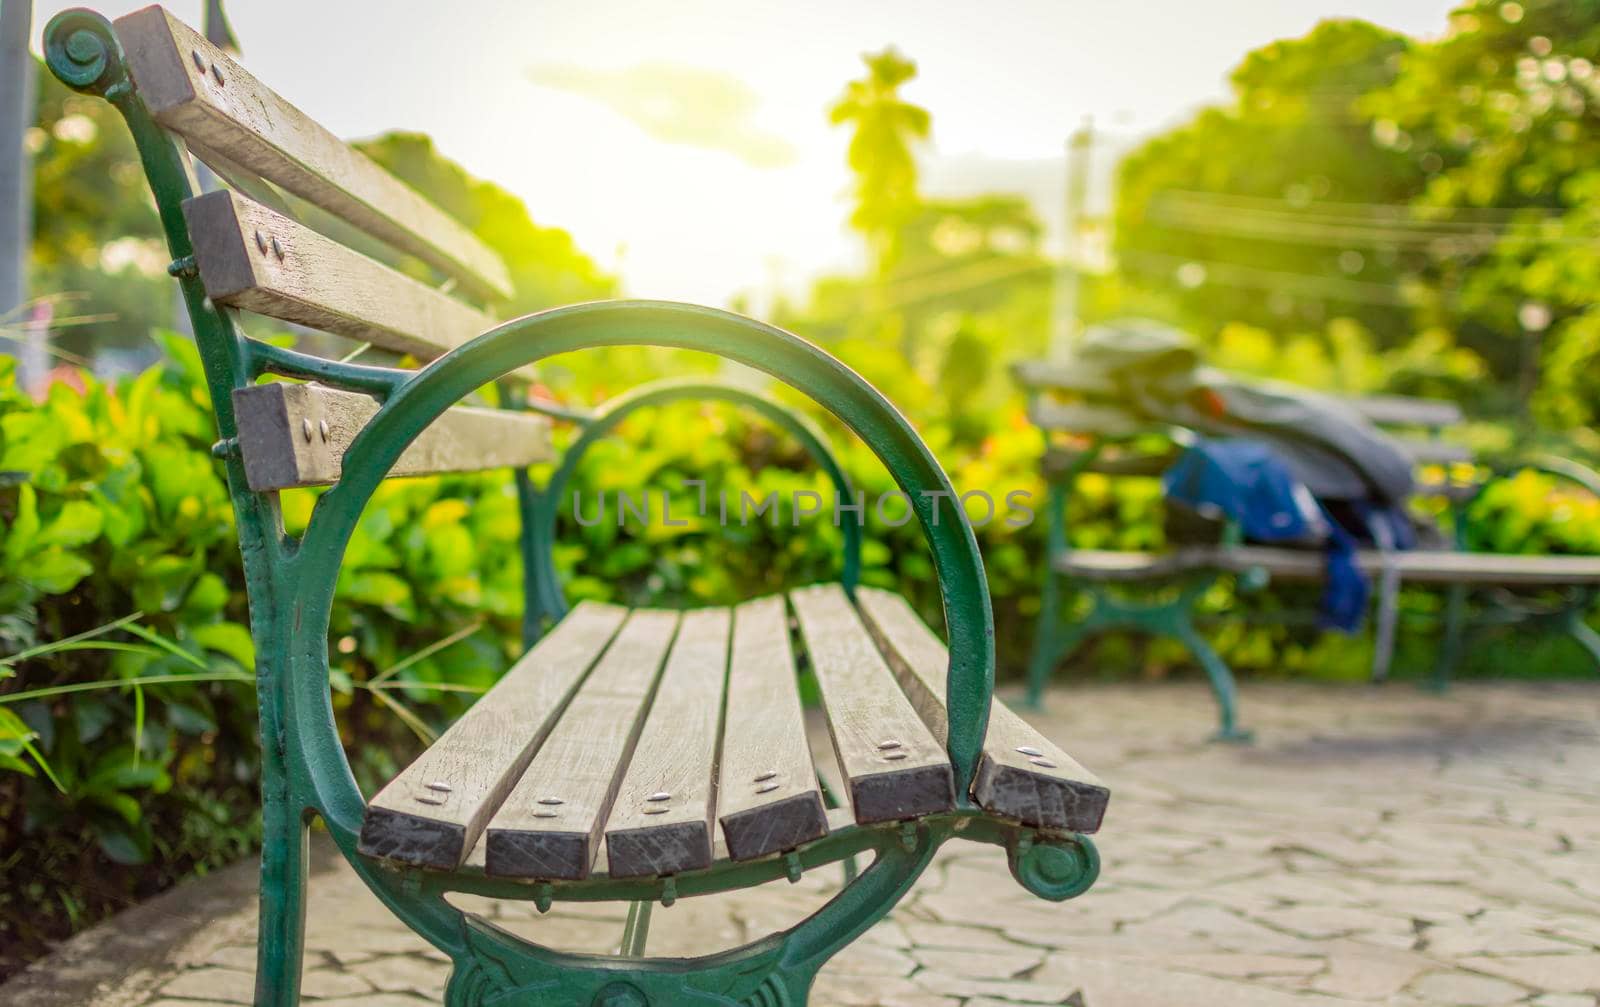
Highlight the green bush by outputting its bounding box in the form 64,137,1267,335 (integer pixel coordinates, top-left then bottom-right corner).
3,334,1598,972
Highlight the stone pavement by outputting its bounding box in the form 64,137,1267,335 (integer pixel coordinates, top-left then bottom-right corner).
16,681,1600,1006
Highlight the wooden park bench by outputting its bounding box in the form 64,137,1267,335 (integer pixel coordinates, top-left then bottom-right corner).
1014,356,1600,741
47,8,1109,1005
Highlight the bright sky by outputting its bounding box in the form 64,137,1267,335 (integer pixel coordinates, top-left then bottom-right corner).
36,0,1459,309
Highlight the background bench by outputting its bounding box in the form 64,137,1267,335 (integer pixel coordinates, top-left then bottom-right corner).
1015,357,1600,741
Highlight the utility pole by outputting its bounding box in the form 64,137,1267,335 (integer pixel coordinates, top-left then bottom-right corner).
1,0,40,385
1049,116,1092,358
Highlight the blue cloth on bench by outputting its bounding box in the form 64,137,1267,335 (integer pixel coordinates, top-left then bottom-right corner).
1162,439,1385,633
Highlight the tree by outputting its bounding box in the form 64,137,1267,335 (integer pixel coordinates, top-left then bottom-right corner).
1365,0,1600,430
1113,20,1428,344
828,47,931,282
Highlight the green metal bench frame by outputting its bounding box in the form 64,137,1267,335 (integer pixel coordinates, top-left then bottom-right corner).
47,11,1099,1006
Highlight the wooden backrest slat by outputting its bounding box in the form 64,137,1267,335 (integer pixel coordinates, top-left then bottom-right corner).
183,190,509,367
1350,395,1464,429
115,5,513,301
232,382,552,491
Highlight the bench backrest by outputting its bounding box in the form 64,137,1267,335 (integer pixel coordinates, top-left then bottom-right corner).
1019,362,1475,501
111,6,551,491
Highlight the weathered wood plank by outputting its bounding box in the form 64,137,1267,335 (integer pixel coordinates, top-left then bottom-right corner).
1028,398,1150,437
231,381,551,491
115,6,512,300
603,608,730,878
789,584,953,824
485,610,680,880
182,190,511,368
716,595,828,861
1224,546,1600,586
1054,546,1600,586
357,602,627,869
1351,395,1464,429
855,588,1109,834
1394,436,1474,465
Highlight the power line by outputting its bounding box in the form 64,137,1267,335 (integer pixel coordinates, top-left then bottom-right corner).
1157,188,1565,221
1119,248,1459,308
1147,206,1591,251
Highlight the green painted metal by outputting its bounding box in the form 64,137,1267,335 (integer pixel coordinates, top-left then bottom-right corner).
1023,442,1249,740
47,11,1103,1004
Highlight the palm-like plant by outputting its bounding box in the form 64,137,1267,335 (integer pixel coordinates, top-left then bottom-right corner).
828,47,930,281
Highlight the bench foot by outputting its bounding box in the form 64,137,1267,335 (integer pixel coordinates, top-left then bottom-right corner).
253,795,309,1006
1208,726,1256,744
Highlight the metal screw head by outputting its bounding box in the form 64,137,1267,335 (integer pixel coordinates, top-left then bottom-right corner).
301,417,314,442
425,781,451,793
537,797,563,806
318,418,329,441
270,235,284,261
415,794,444,806
1030,757,1057,769
755,782,780,794
646,792,671,802
210,63,225,86
754,771,777,782
191,50,206,72
884,751,908,761
533,810,558,819
254,230,267,254
878,740,902,750
1016,745,1043,757
642,806,668,815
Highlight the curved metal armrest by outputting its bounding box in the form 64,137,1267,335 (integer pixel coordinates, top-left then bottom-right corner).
527,378,863,623
305,301,995,797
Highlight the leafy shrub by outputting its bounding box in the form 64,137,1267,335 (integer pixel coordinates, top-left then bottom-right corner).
3,335,1598,973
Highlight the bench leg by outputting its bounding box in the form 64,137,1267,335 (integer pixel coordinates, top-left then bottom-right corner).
254,790,309,1006
619,900,653,957
1025,569,1097,710
1566,614,1600,670
1430,584,1469,693
1173,618,1251,744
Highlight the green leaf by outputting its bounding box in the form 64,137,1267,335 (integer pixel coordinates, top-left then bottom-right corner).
3,483,39,562
340,571,414,609
36,500,104,549
190,622,256,671
23,549,95,594
95,821,152,865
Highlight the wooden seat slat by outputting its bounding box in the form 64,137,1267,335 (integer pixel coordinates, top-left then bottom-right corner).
855,588,1109,834
716,595,828,861
182,190,510,367
603,608,731,879
115,6,513,301
231,382,551,491
789,584,953,824
1053,546,1600,586
357,602,627,870
484,610,680,880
